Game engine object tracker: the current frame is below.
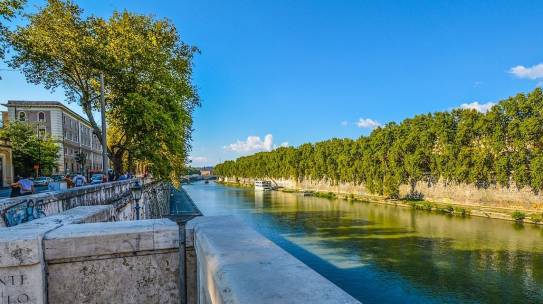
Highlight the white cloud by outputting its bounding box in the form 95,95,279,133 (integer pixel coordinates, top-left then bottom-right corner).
509,63,543,79
356,118,381,129
340,120,348,126
224,134,275,153
459,102,495,113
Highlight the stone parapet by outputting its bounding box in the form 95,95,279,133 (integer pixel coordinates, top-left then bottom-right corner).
44,219,180,304
186,216,360,304
0,179,171,227
0,205,117,304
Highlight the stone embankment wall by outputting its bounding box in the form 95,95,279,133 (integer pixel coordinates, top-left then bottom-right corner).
45,219,180,303
221,176,543,211
0,179,171,227
0,183,178,304
185,216,360,304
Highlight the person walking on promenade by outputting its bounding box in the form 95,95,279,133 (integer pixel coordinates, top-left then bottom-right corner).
19,176,35,196
10,176,22,197
107,169,115,182
73,173,87,187
63,175,74,188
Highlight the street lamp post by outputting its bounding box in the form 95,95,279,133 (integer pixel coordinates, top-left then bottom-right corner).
131,180,143,220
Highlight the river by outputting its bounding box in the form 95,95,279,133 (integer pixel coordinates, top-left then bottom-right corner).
184,181,543,304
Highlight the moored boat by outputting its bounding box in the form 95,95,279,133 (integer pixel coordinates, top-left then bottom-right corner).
255,180,273,191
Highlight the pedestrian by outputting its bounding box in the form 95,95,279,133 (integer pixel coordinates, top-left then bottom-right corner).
19,176,35,196
107,169,114,182
63,175,74,188
73,173,87,187
10,176,22,198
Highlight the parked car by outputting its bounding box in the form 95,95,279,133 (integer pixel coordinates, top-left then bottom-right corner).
34,176,52,186
91,174,105,184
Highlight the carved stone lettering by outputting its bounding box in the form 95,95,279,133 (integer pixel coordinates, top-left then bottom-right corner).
0,274,30,304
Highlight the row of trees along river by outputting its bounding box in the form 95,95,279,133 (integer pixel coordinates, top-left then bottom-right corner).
215,88,543,198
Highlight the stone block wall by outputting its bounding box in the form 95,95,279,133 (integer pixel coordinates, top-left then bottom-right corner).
222,176,543,211
0,208,180,304
44,219,180,304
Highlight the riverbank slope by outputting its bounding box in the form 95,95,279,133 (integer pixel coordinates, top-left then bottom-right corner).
218,176,543,225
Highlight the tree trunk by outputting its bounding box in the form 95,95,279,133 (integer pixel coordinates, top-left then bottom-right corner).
111,149,125,178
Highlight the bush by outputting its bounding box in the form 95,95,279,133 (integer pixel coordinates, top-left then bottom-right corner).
511,211,526,222
437,205,454,214
421,202,434,211
315,192,337,199
454,207,470,216
404,191,424,201
530,213,542,223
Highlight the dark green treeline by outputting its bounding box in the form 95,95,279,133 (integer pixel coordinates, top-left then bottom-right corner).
214,88,543,197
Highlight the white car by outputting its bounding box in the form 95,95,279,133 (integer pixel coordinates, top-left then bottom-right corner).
34,177,52,186
91,174,104,184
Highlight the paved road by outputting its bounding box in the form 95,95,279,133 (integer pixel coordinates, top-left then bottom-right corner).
0,186,49,199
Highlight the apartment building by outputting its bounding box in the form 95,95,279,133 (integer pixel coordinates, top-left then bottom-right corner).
3,100,105,174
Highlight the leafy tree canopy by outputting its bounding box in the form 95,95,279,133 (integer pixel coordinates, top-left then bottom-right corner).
215,88,543,197
5,0,199,183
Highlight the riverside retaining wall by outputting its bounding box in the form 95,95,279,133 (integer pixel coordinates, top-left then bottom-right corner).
221,176,543,211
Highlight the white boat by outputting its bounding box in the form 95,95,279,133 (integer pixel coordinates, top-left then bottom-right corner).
254,180,273,191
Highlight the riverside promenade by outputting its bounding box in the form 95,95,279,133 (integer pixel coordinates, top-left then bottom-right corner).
0,180,358,304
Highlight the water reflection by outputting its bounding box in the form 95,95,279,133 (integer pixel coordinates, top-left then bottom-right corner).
185,181,543,304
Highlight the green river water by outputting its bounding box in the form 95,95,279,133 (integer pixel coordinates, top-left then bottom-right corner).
184,181,543,304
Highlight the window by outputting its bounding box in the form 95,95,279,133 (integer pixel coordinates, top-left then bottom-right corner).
18,111,26,121
38,112,45,122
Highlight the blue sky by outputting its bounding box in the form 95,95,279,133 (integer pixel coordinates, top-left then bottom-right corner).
1,0,543,166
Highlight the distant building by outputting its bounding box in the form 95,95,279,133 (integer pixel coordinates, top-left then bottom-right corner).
3,100,105,175
199,167,213,176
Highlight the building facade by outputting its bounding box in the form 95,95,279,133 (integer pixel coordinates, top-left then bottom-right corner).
3,100,105,175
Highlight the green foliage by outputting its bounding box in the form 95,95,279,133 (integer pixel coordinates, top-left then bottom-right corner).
453,207,470,216
215,88,543,195
6,0,198,184
437,205,454,214
531,213,542,224
0,0,25,64
511,211,526,222
0,121,59,177
314,192,337,199
410,201,434,211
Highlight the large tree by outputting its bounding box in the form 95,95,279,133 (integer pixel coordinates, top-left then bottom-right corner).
6,0,199,182
96,11,199,182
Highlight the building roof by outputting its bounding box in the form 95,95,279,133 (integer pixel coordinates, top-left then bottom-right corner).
3,100,93,128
